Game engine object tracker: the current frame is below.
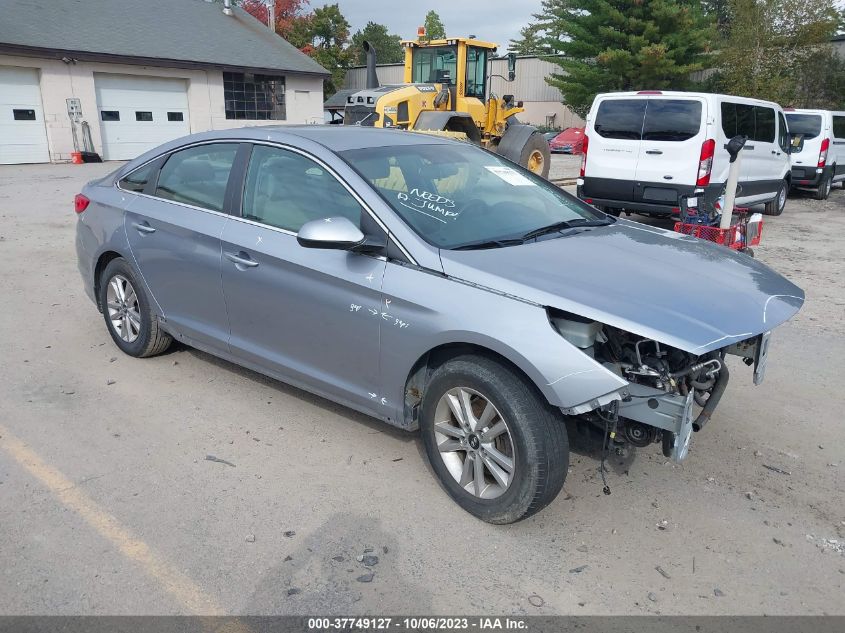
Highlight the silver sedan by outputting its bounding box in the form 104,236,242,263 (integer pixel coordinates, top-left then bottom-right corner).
75,126,803,523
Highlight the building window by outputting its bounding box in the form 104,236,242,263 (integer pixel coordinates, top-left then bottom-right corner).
167,112,184,122
13,109,36,121
101,110,120,121
223,72,285,120
136,111,153,122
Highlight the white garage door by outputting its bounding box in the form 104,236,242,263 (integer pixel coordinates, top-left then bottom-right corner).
95,74,190,160
0,66,50,164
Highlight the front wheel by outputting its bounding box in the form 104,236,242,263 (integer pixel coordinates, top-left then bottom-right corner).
764,180,787,216
420,355,569,523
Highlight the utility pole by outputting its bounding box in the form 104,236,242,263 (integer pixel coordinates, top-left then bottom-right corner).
266,0,275,32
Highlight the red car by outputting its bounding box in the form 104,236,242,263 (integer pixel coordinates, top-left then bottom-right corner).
549,127,585,154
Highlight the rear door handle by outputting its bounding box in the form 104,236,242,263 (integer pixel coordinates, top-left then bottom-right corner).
645,150,663,155
224,251,259,268
772,150,781,155
744,144,755,150
132,221,156,234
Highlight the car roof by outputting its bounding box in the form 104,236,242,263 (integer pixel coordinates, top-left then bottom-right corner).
220,125,455,152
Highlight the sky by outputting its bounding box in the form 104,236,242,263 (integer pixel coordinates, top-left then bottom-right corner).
334,0,546,52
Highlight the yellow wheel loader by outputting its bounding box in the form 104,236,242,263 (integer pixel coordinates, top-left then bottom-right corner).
342,30,551,178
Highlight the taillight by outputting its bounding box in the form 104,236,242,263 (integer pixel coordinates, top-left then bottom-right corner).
818,138,830,168
74,193,90,214
696,139,716,187
580,134,589,177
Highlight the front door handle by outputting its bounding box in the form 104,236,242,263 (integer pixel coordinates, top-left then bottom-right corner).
224,251,259,268
772,150,781,155
645,150,663,155
132,221,155,234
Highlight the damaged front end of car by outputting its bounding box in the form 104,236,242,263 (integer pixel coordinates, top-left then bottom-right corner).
549,308,771,463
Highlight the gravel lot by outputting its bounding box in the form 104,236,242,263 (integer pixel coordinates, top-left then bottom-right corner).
0,160,843,616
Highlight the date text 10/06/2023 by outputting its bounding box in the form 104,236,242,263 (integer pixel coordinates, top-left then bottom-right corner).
307,617,529,630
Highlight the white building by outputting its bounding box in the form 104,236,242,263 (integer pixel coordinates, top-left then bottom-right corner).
0,0,328,164
343,55,584,130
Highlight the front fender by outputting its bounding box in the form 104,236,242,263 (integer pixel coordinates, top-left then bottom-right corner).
379,263,627,427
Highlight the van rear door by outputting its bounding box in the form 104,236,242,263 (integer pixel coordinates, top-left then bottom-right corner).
583,97,646,202
633,96,707,206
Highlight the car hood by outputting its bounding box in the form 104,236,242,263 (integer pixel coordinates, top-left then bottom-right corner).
439,220,804,354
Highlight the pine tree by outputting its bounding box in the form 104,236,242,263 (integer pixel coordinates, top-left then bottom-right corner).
539,0,713,117
508,24,548,55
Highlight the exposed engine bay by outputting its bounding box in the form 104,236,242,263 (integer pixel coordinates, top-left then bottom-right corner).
549,309,766,464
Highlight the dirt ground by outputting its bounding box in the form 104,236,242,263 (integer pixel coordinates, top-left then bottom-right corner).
0,160,843,616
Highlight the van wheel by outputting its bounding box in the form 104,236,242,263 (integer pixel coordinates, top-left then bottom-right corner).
764,180,787,216
420,355,569,524
814,175,832,200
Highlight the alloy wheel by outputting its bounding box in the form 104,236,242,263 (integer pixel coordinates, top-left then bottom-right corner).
432,387,515,499
105,274,141,343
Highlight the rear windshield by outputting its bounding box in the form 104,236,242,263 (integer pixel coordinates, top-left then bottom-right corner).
642,100,702,141
594,100,646,140
594,98,701,141
786,113,822,139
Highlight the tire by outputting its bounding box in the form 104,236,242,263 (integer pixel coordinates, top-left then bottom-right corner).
764,180,787,216
814,174,832,200
519,133,552,179
420,354,569,524
98,257,172,358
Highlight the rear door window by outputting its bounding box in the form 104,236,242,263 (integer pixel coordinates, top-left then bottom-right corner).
642,99,702,141
154,143,239,212
785,113,822,139
118,162,157,193
594,99,646,140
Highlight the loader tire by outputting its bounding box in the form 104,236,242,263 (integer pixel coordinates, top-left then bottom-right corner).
518,133,551,179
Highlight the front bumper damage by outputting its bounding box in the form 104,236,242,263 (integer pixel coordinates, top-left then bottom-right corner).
561,332,770,463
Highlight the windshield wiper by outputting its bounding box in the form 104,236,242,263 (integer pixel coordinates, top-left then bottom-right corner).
451,237,526,251
520,217,614,241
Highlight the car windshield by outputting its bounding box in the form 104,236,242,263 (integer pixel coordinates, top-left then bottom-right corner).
785,113,822,140
340,143,610,250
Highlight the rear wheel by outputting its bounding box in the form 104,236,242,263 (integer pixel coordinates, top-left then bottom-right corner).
764,180,787,216
98,258,172,358
519,133,552,179
420,355,569,523
814,174,832,200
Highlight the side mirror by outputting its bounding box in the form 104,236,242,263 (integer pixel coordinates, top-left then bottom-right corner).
790,133,804,154
507,53,517,81
297,216,365,251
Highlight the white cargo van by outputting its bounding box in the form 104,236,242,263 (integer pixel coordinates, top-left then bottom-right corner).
577,91,792,216
785,108,845,200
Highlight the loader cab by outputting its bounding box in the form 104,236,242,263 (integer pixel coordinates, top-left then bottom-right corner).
404,37,496,103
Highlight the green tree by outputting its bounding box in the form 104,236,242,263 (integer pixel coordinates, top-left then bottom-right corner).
423,10,447,39
351,21,405,65
537,0,713,117
713,0,840,105
297,3,353,96
508,23,548,55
